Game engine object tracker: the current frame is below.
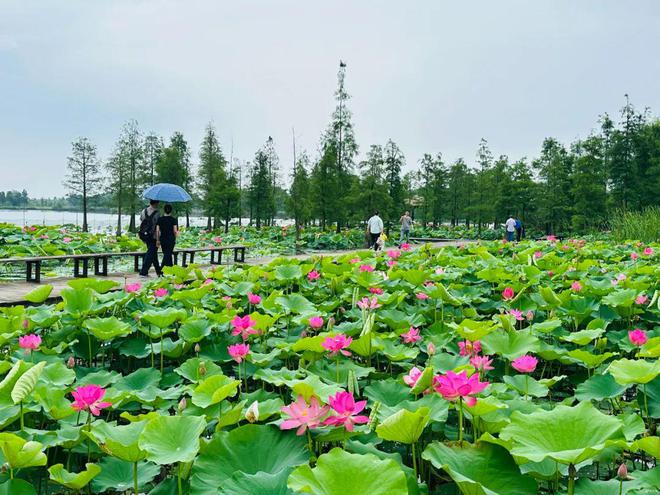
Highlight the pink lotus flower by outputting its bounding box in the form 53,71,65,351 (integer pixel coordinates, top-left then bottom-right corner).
548,271,554,277
153,288,168,298
387,249,401,259
416,292,430,300
631,252,638,261
526,310,534,321
213,236,223,244
433,370,489,407
309,316,324,330
635,294,648,305
424,280,435,287
502,287,515,301
247,293,262,305
349,257,360,264
231,315,258,340
125,283,141,293
323,391,369,432
427,342,436,356
322,334,353,356
512,355,538,373
203,278,213,285
387,260,397,268
401,243,411,251
571,281,582,292
21,319,29,329
40,234,49,239
435,267,445,275
470,355,494,372
19,334,41,352
643,247,653,256
533,251,542,259
228,343,250,363
357,296,380,310
547,235,557,242
616,273,627,281
403,366,423,387
359,264,374,272
62,237,72,244
71,385,111,416
280,395,330,435
458,340,481,357
401,327,421,344
628,329,648,346
368,287,383,295
307,270,320,281
509,309,524,321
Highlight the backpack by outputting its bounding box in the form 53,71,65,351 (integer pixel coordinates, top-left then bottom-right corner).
138,208,158,242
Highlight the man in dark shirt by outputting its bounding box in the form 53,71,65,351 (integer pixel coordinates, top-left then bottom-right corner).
139,200,161,276
156,204,179,268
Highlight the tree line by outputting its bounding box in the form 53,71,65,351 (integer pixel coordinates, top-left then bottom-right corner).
64,63,659,235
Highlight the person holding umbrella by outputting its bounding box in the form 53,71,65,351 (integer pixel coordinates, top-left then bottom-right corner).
156,204,179,268
138,199,162,277
140,183,192,276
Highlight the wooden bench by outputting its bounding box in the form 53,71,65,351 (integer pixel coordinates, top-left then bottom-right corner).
409,237,458,243
0,245,247,283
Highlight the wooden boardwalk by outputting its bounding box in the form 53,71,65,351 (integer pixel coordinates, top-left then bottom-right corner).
0,240,471,306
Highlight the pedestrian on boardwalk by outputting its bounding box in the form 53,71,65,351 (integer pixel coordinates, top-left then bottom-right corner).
399,210,413,245
505,214,516,242
138,200,162,277
515,217,524,242
156,204,179,268
366,211,384,251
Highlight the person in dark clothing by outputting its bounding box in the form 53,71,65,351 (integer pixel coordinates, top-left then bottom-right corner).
139,200,161,277
156,204,179,268
515,218,523,242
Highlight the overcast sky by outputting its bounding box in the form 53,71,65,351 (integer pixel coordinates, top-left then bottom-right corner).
1,1,659,198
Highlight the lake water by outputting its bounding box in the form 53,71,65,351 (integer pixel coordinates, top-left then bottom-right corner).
0,209,291,230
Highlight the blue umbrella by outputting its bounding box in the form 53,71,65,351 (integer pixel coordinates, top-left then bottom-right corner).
142,183,192,203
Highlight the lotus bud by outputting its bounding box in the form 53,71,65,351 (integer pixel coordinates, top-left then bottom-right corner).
617,463,628,480
245,401,259,423
67,356,75,369
368,401,381,431
327,317,335,331
0,463,8,474
22,319,29,329
194,343,201,354
595,337,608,351
178,397,187,413
427,342,436,356
300,330,307,338
198,362,207,377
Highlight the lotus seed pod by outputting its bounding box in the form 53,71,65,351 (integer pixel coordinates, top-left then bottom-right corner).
194,343,201,354
198,362,207,376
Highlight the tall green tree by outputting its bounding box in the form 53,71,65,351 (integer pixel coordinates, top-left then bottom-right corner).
116,120,145,232
383,139,405,222
534,138,574,234
357,145,391,221
446,159,471,226
143,133,163,187
571,136,608,231
471,138,494,233
418,153,447,225
508,159,536,226
198,124,228,229
106,144,130,236
63,137,102,232
287,151,312,238
248,138,277,228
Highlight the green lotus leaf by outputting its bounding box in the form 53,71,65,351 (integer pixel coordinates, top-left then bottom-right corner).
92,457,159,493
191,425,309,494
84,316,132,340
11,361,46,404
602,289,638,308
179,319,213,343
86,420,148,462
482,329,540,360
427,283,462,305
0,360,31,400
291,334,327,353
575,374,630,401
170,284,213,301
49,463,101,490
291,374,343,402
39,361,76,388
499,401,627,465
607,359,660,385
567,350,615,369
450,319,498,341
67,278,118,294
639,337,660,358
218,470,292,495
410,366,434,395
378,309,424,330
140,308,187,328
191,374,239,408
275,264,303,281
631,436,660,459
275,294,316,314
0,433,47,469
287,448,408,495
138,415,207,465
376,407,430,444
422,441,537,495
539,286,563,307
561,328,605,345
61,287,94,317
637,377,659,418
176,358,224,382
503,375,550,398
33,385,75,420
0,479,37,495
216,400,248,430
24,284,53,303
530,319,563,334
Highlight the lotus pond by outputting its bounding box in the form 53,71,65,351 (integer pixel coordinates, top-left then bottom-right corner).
0,239,658,494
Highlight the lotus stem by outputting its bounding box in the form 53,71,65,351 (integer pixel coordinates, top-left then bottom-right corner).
159,328,164,375
412,441,418,480
134,461,139,495
619,479,623,495
336,355,340,383
567,463,576,495
306,429,316,462
177,462,182,495
19,401,24,431
88,331,93,366
525,374,529,400
458,397,464,445
642,384,649,422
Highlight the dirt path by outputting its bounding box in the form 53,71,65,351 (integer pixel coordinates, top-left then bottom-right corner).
0,240,472,305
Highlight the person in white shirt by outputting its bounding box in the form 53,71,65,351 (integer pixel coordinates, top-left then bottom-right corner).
366,211,384,251
505,215,517,242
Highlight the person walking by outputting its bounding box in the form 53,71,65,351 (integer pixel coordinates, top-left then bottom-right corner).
138,200,161,277
505,214,516,242
366,211,384,251
515,217,523,242
156,204,179,268
399,211,413,245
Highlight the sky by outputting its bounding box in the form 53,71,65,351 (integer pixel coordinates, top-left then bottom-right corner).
1,0,659,198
